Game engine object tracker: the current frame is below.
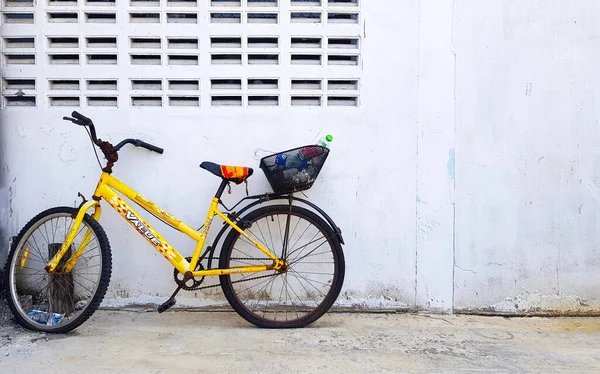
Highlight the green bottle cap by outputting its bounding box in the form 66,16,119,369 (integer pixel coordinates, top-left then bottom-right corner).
325,134,333,142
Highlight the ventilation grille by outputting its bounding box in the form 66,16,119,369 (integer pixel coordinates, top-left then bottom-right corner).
2,1,361,108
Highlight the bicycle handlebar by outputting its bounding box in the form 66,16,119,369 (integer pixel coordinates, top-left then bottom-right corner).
64,111,99,146
62,111,164,157
71,111,92,125
115,138,164,154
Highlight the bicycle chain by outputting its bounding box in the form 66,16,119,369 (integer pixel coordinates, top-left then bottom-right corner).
175,257,275,291
187,272,278,291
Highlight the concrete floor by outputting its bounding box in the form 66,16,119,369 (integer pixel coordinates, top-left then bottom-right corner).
1,310,599,373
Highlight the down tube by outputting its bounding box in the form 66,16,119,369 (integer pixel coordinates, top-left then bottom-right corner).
100,185,189,274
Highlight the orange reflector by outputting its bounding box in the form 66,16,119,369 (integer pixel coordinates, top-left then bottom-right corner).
20,246,30,268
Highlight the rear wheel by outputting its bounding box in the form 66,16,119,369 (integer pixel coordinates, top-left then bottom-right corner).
219,205,345,328
4,207,112,333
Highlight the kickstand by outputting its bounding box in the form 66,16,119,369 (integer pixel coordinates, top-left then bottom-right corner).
157,285,182,313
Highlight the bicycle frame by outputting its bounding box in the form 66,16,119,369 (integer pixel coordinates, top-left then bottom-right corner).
45,172,286,275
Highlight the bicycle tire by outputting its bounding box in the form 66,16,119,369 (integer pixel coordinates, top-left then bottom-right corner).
4,206,112,333
219,205,345,328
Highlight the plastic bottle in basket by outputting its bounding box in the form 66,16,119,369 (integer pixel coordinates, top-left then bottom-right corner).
316,134,333,148
299,134,332,167
274,152,288,170
291,134,333,168
287,151,308,170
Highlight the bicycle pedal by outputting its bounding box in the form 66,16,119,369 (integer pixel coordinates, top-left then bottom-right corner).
157,297,176,313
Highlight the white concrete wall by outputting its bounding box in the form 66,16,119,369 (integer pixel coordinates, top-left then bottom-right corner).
1,0,599,313
453,0,600,313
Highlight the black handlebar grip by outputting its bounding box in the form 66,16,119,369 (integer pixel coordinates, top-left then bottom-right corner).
71,111,92,125
135,139,164,154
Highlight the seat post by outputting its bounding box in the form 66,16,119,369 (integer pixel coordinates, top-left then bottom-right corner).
215,179,229,199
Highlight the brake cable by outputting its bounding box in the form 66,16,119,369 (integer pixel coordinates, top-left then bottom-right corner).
85,126,103,170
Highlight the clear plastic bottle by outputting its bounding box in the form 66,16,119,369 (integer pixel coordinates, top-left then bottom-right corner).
287,151,308,170
316,134,333,148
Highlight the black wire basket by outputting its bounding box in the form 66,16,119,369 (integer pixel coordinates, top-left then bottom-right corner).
259,145,330,194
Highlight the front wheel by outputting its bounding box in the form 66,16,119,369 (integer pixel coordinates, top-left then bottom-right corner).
219,205,345,328
4,206,112,333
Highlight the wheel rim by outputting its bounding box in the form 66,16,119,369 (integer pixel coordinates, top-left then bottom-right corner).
8,213,103,330
225,211,339,324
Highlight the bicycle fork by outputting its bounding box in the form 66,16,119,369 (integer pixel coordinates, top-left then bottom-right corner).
44,199,102,273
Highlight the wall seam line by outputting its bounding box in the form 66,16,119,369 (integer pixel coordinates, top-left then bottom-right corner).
451,0,458,314
414,0,422,309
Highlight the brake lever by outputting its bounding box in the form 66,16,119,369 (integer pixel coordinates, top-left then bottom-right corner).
63,116,84,125
63,116,88,126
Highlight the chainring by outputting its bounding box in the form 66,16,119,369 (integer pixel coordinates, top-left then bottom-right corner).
173,257,206,291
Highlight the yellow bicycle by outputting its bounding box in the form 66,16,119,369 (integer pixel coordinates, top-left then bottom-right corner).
4,111,345,333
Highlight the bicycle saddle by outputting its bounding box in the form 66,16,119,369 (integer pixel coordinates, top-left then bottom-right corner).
200,161,253,184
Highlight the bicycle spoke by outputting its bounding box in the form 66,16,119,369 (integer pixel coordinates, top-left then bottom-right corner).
283,273,293,321
251,276,278,312
292,248,332,260
38,222,51,246
288,216,302,248
236,231,272,256
244,228,270,249
290,248,331,264
288,238,329,266
42,222,52,246
289,269,330,292
31,279,55,301
71,264,101,272
14,272,45,280
266,275,277,313
287,224,311,257
287,230,321,259
266,216,276,256
289,273,329,304
229,259,263,266
48,275,76,314
17,273,48,293
73,273,99,285
291,270,334,276
254,222,270,251
231,244,261,260
27,236,46,266
283,274,302,319
21,246,44,265
51,217,58,243
77,250,101,262
289,247,331,266
274,274,286,321
16,265,47,274
276,214,284,257
71,277,95,296
234,276,277,298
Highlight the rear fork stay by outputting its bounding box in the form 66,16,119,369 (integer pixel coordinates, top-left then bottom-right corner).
202,192,344,272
